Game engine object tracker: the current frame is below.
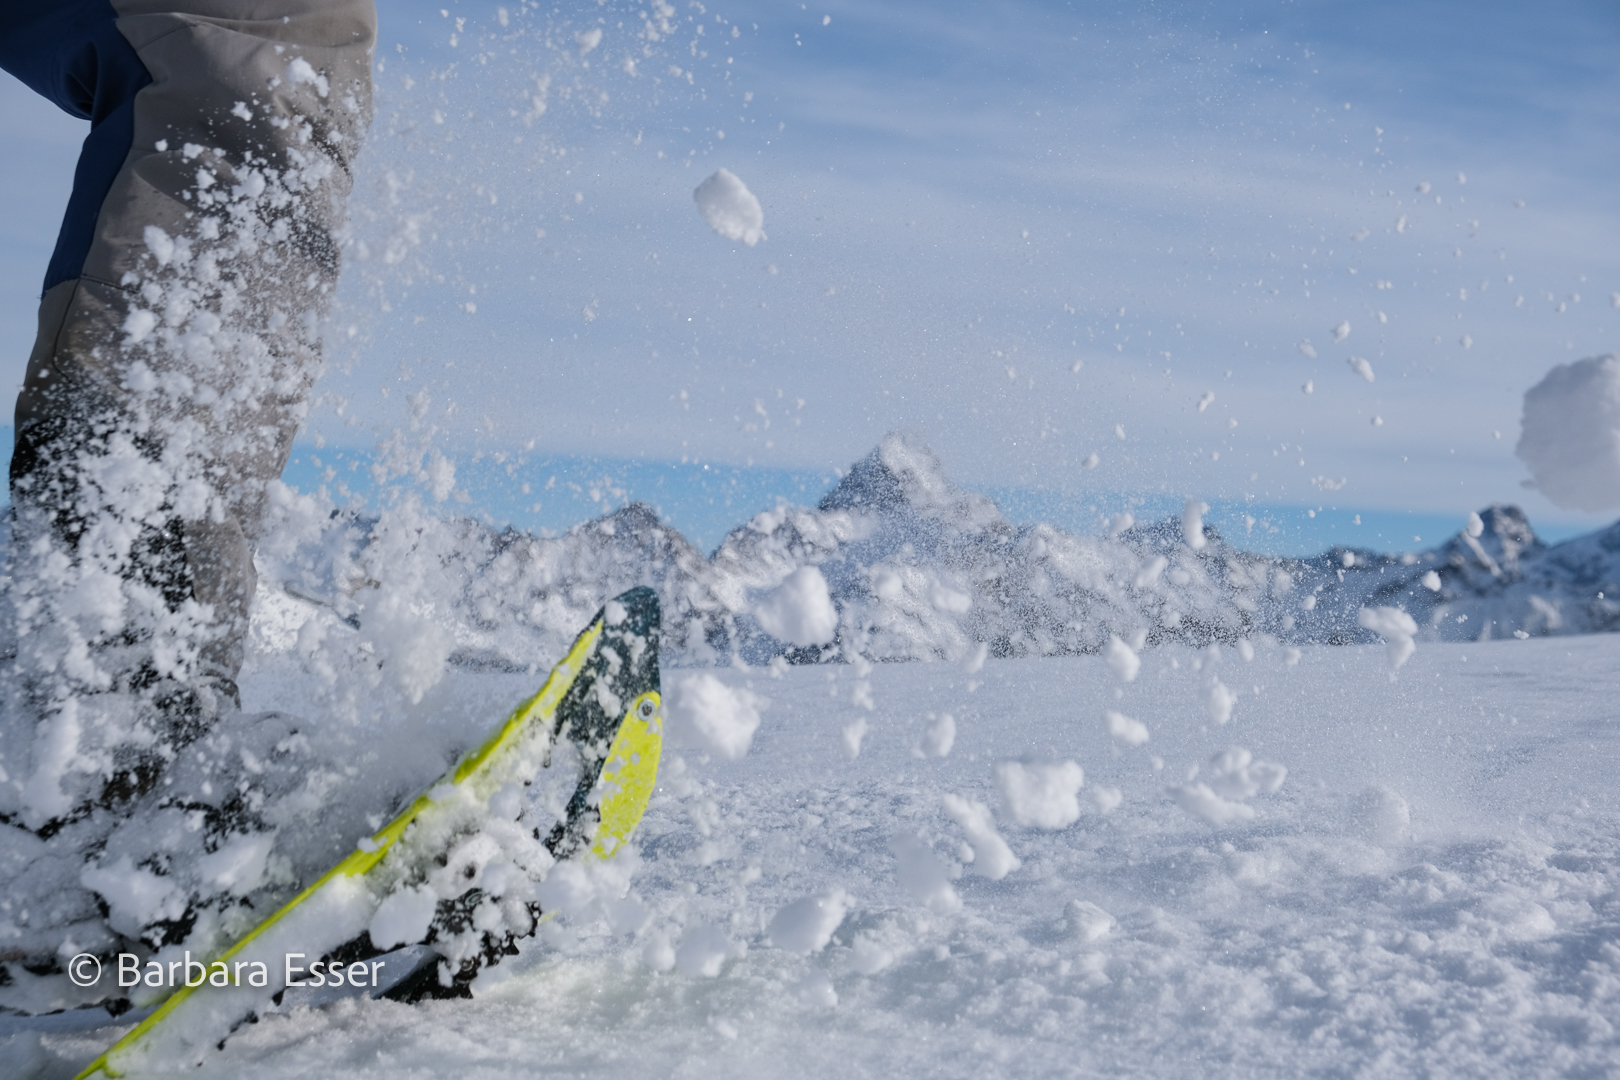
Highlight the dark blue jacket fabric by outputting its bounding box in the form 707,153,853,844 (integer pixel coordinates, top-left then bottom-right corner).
0,0,152,295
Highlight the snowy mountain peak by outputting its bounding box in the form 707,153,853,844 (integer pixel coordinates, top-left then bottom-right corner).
818,431,1002,532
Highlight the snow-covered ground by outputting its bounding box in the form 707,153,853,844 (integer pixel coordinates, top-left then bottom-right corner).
8,629,1618,1078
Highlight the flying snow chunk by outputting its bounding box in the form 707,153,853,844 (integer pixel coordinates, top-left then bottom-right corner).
1081,452,1100,469
889,834,961,913
1333,320,1351,342
755,566,838,646
1422,570,1442,591
576,27,603,54
1065,900,1116,943
1105,710,1149,747
1104,636,1140,682
941,794,1020,879
675,924,731,977
1466,511,1485,538
1348,356,1375,382
665,673,767,759
1183,498,1209,550
1171,783,1255,826
1202,677,1237,725
1298,340,1318,359
1197,391,1215,412
915,712,955,758
995,760,1084,829
694,168,765,246
1516,354,1620,512
1358,606,1418,670
768,889,850,954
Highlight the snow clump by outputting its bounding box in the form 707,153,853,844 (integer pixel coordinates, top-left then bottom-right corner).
694,168,765,246
995,760,1085,829
1104,710,1150,747
888,834,961,913
754,566,838,646
1202,677,1237,724
664,673,767,760
767,889,851,954
941,794,1020,879
1357,606,1418,670
1104,636,1140,682
1516,354,1620,512
1348,356,1376,382
914,712,955,758
1183,498,1209,549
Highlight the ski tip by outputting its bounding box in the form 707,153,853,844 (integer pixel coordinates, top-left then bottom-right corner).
603,585,660,635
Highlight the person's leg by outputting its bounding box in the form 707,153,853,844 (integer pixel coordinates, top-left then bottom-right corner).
0,0,375,1010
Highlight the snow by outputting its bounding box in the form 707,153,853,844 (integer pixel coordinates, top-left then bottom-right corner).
914,712,955,758
940,793,1021,879
664,673,767,760
694,168,765,246
1104,636,1140,682
1516,354,1620,512
1357,606,1419,670
8,634,1620,1077
1347,355,1376,382
994,759,1085,829
1181,498,1208,550
1104,709,1150,747
753,566,838,647
766,889,850,954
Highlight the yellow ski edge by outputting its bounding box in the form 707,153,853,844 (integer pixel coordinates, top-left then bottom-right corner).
73,619,605,1079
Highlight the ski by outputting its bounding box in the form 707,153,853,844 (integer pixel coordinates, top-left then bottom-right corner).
73,586,663,1079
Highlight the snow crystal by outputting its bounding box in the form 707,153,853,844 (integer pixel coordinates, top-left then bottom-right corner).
674,924,731,977
369,885,438,951
915,712,956,758
1516,354,1620,512
694,168,765,246
1104,636,1140,682
942,794,1020,878
995,760,1084,829
888,833,961,913
1104,709,1150,747
664,673,767,760
1357,606,1418,670
767,889,850,954
1202,677,1237,725
1182,498,1208,550
755,566,838,646
1347,356,1375,382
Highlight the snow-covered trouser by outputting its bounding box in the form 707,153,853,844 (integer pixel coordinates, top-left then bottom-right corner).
0,0,373,1005
0,0,373,823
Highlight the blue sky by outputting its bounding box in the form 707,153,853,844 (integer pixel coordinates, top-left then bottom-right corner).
3,0,1617,553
